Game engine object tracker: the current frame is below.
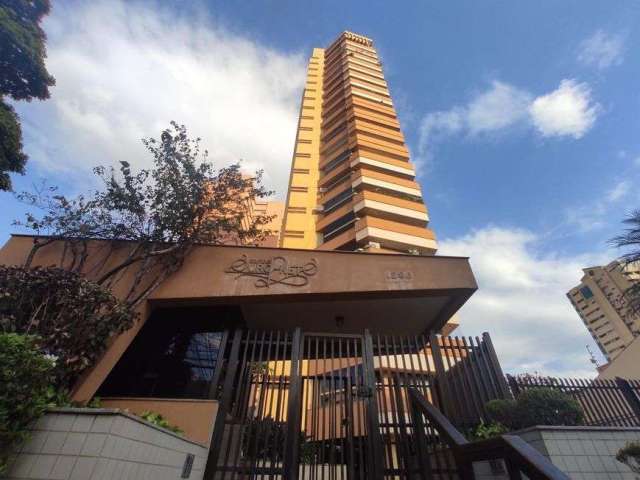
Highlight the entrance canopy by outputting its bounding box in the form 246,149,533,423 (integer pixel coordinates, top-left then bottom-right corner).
148,244,477,335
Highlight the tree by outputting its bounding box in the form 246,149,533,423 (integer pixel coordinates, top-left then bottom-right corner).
0,0,55,190
16,122,274,309
610,210,640,317
0,265,136,389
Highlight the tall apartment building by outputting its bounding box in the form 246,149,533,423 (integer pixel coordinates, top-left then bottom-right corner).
280,31,437,254
567,261,640,361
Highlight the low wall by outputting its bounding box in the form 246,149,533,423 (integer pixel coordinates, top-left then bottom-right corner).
5,408,208,480
100,397,218,445
516,425,640,480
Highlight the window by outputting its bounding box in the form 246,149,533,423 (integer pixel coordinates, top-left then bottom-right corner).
98,307,242,399
580,286,594,299
323,188,353,213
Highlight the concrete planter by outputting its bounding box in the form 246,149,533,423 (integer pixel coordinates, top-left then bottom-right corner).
4,408,208,480
515,426,640,480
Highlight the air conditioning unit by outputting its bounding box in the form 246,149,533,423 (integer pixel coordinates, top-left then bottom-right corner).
312,206,324,214
319,187,328,193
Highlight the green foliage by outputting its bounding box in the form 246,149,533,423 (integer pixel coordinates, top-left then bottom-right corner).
0,265,136,388
616,441,640,474
485,388,584,431
469,420,508,441
0,333,55,472
16,122,274,308
0,100,26,190
610,210,640,318
138,411,183,435
0,0,55,190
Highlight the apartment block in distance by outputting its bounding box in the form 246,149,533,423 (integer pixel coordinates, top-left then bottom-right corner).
280,31,436,254
567,260,640,361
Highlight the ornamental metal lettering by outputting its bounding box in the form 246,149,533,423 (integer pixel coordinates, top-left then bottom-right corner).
224,255,318,288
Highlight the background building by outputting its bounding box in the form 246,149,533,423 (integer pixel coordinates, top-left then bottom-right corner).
567,260,640,362
280,31,436,255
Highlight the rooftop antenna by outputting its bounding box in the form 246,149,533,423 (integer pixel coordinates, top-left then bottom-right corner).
586,345,600,368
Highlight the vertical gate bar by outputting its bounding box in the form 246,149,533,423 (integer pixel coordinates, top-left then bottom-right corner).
582,379,612,426
449,337,483,420
228,330,259,479
320,335,328,480
505,374,520,398
337,337,347,480
442,336,469,425
465,336,491,409
207,330,230,400
260,330,282,475
476,335,501,401
242,331,271,477
344,338,356,480
382,334,402,474
616,377,640,426
284,328,303,480
429,333,454,418
481,332,510,398
204,328,243,480
363,330,385,480
410,398,432,480
374,335,392,474
396,335,418,478
428,335,456,477
329,338,340,480
566,378,596,426
352,337,367,480
602,380,632,426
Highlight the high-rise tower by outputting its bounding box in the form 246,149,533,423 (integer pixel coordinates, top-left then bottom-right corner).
280,31,437,254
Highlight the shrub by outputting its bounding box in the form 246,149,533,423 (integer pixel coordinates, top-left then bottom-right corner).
0,265,136,389
470,420,508,441
138,411,183,435
0,333,55,472
516,388,583,428
485,387,584,431
616,441,640,474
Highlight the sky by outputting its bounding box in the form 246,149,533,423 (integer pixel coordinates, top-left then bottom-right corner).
3,0,640,377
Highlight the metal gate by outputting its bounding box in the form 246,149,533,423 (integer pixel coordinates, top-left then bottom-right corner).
203,329,507,480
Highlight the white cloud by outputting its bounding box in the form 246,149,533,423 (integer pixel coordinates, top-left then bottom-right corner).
466,81,532,134
565,179,633,233
529,80,600,139
578,30,625,69
439,226,612,377
418,79,600,167
606,180,631,202
15,0,307,196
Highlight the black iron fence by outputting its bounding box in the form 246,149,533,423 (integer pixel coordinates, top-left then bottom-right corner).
203,329,511,479
506,374,640,427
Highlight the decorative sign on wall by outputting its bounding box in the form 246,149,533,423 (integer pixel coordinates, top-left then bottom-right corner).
225,255,318,288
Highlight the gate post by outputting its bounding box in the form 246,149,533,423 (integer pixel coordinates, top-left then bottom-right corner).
363,330,385,480
283,328,303,480
204,329,243,480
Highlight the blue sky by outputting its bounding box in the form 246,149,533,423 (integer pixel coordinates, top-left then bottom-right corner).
2,0,639,376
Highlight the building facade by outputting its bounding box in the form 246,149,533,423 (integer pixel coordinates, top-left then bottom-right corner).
567,260,640,361
280,32,436,255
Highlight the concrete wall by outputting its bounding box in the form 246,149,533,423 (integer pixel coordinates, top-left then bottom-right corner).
99,398,217,445
4,408,208,480
516,426,640,480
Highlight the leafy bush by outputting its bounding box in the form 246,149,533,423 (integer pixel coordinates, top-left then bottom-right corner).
0,333,55,473
138,411,183,435
616,441,640,474
0,265,136,388
469,420,508,440
485,387,584,431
